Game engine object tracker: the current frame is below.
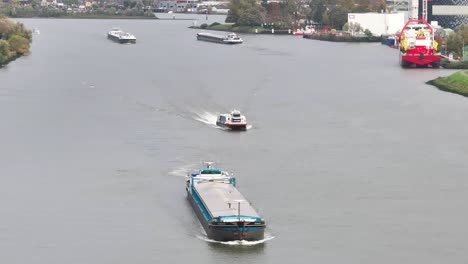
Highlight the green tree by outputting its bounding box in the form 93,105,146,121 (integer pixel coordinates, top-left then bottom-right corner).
355,0,371,12
8,34,29,54
238,6,265,26
364,28,372,37
309,0,326,24
327,4,348,29
0,16,14,39
226,0,242,23
226,0,265,26
0,39,10,64
445,25,468,58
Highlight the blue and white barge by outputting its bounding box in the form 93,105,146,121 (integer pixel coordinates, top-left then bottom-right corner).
186,162,266,241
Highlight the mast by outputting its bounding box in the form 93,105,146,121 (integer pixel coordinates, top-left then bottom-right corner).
422,0,428,21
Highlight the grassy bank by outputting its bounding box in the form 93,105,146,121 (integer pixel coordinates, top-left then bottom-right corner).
427,71,468,97
303,33,381,42
190,23,291,34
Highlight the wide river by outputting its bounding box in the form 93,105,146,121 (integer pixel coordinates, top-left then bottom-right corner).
1,14,467,264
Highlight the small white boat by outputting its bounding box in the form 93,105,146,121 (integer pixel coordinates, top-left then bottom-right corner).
216,110,247,130
293,26,314,36
107,28,136,44
33,28,40,34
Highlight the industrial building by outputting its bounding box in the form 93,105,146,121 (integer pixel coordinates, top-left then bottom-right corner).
347,12,408,35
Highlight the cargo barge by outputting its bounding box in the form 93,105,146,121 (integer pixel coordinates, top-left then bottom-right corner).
397,19,441,68
196,32,243,44
186,162,266,241
107,28,136,44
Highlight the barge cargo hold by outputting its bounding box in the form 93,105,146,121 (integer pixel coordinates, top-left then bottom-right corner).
186,162,265,241
196,32,243,44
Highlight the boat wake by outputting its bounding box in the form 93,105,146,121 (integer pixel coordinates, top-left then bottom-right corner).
192,110,221,128
168,164,194,177
197,233,274,246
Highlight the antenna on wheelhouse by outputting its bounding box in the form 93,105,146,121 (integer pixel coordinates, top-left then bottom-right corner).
238,201,241,221
204,161,215,168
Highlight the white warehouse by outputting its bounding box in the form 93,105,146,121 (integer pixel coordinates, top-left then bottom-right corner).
347,12,408,36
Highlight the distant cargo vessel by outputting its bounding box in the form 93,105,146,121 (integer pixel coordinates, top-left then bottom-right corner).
107,28,136,44
186,162,266,241
196,32,243,44
397,19,441,68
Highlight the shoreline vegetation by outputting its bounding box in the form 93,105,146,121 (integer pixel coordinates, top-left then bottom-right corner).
0,4,156,19
39,14,157,19
440,59,468,69
427,71,468,97
190,23,290,34
0,16,32,67
303,32,380,42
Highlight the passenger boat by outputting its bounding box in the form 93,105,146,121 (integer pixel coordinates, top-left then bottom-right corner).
397,19,441,68
186,162,266,241
216,110,247,130
107,28,136,44
196,32,243,44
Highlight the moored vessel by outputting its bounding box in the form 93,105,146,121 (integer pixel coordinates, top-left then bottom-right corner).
293,25,315,36
381,34,397,48
397,19,441,68
186,162,266,241
107,28,136,44
216,110,247,130
196,32,243,44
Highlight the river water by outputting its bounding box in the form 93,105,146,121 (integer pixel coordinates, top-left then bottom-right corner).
1,15,467,264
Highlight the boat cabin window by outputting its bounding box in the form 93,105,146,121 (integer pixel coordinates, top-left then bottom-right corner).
219,116,226,122
232,113,241,117
201,169,222,174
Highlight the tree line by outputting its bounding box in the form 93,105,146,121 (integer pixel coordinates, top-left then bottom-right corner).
0,16,32,66
227,0,386,30
0,0,156,18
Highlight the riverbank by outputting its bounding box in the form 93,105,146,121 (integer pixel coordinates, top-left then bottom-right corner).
427,71,468,97
0,17,32,67
441,60,468,69
190,23,291,34
0,6,157,19
303,33,381,42
46,14,157,19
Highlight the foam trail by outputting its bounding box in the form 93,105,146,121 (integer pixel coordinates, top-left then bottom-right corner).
197,233,275,246
168,164,195,177
192,110,219,128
